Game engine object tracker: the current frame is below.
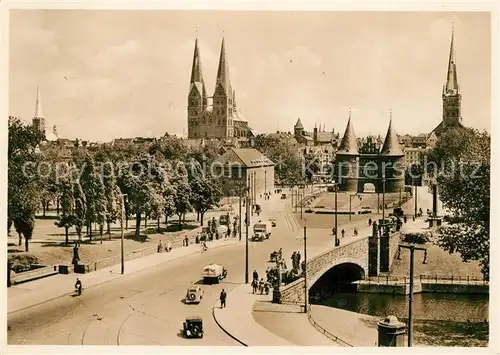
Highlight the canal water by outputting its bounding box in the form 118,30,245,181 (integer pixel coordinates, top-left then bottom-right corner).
318,292,489,347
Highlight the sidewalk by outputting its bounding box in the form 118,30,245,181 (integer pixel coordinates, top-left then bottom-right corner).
8,237,241,314
212,284,293,346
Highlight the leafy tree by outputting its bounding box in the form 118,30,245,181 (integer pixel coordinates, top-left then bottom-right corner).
303,152,321,183
118,156,164,236
73,180,87,241
8,116,43,252
427,127,490,279
55,178,75,244
171,162,192,230
101,164,120,238
190,164,222,226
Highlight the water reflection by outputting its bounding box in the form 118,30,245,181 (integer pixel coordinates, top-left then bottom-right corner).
318,292,489,346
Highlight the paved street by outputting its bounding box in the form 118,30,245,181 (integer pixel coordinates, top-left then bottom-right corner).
7,188,401,346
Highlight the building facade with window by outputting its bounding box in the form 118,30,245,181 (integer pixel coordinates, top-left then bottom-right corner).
214,148,275,198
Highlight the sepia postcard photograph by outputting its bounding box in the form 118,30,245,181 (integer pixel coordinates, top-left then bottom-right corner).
2,0,497,353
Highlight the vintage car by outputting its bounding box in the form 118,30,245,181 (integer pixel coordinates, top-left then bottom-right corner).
183,316,203,338
202,263,228,284
252,232,265,242
269,218,277,227
185,285,204,304
281,193,287,199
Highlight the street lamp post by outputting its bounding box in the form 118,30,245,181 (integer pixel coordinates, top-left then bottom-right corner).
414,182,418,217
264,170,267,196
300,191,303,220
239,180,242,241
120,193,128,275
303,225,308,313
245,176,250,284
397,244,428,347
399,187,402,207
334,181,338,247
349,193,362,222
382,176,386,227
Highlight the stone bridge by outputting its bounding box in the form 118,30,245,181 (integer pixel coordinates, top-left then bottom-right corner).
277,230,401,304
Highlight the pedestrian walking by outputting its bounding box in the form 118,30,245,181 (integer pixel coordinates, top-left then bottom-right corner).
220,289,227,308
296,251,301,269
253,269,259,281
368,218,372,226
158,240,163,253
354,228,358,236
166,240,172,252
291,252,297,269
341,229,345,238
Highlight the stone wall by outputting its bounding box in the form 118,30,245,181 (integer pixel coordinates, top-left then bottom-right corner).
387,231,401,271
421,283,489,295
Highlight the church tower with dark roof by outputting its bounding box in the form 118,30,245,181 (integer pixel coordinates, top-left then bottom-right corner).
334,110,359,192
432,25,464,137
187,38,207,139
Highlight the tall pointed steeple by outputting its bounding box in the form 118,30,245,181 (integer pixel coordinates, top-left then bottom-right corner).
380,110,403,156
337,110,358,155
444,25,459,95
215,37,232,96
233,89,236,107
34,85,43,118
190,37,206,98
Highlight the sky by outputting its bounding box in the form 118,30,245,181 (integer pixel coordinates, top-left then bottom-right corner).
8,10,491,142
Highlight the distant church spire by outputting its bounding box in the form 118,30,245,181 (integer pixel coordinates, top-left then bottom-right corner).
34,85,43,118
215,37,232,96
190,37,204,85
444,24,459,95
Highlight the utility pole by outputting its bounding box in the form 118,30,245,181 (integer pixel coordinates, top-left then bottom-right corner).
250,171,254,217
264,169,267,195
397,244,427,347
295,188,298,213
239,180,242,241
334,182,338,247
245,177,250,284
382,176,386,226
300,191,303,220
399,187,402,207
121,194,127,275
303,225,308,313
414,183,418,217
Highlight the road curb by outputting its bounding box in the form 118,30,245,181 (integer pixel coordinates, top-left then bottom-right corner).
8,240,243,315
211,305,248,347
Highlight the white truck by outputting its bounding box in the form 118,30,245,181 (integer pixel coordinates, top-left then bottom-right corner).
202,263,227,284
253,221,272,239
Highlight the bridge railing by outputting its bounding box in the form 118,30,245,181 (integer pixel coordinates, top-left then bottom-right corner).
364,274,488,286
419,274,488,286
284,302,354,347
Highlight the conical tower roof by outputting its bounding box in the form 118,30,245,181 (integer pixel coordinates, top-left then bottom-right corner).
34,85,43,118
190,38,204,84
215,37,232,95
294,118,304,129
337,112,358,155
444,25,459,95
380,115,403,156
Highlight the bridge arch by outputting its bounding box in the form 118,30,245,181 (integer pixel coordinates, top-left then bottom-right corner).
308,258,366,299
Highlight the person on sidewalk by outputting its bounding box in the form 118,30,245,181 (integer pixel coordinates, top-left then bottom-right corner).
183,236,189,247
158,240,163,253
341,229,345,238
75,278,82,295
354,228,358,236
220,289,227,308
296,252,301,269
253,269,259,282
166,240,172,252
368,218,372,226
251,279,258,294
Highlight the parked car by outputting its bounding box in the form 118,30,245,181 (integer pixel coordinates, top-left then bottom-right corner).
281,193,287,199
269,218,277,227
185,285,204,304
202,263,227,284
183,316,203,338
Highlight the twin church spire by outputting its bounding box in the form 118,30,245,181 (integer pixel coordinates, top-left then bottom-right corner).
189,36,233,100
